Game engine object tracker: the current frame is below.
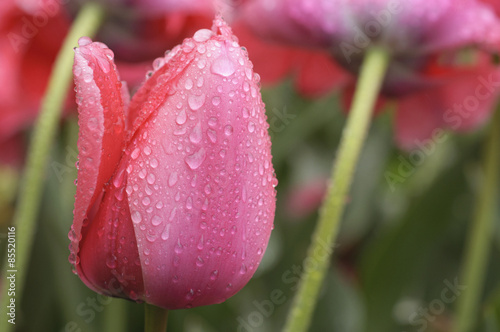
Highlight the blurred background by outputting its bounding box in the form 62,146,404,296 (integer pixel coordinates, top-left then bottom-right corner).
1,1,500,331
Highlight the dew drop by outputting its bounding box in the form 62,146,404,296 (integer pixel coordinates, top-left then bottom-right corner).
186,289,194,301
224,125,233,136
113,167,126,188
210,270,219,281
106,256,117,269
146,230,158,242
204,184,212,195
147,173,156,185
248,121,255,133
151,215,162,226
169,207,177,221
131,148,140,160
196,256,204,267
131,211,142,224
211,53,236,77
185,148,206,169
189,122,202,144
168,172,178,187
208,117,218,127
87,117,98,130
193,29,213,42
186,196,193,210
197,76,204,88
212,96,221,106
207,129,217,143
197,59,206,69
176,109,187,125
78,36,92,46
197,235,204,250
175,239,183,254
188,94,206,110
150,158,158,168
242,107,250,118
184,78,193,90
161,223,171,240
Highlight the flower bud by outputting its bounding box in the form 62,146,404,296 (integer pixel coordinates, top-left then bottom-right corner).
69,17,276,309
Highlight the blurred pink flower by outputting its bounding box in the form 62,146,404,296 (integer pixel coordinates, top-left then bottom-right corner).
0,0,217,165
234,0,500,149
69,18,276,309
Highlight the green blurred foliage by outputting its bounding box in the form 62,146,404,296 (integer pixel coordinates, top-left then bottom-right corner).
1,79,499,332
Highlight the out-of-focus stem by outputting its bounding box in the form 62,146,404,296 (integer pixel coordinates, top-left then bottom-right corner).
283,47,389,332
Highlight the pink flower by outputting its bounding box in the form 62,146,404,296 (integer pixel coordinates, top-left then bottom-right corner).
68,17,276,310
234,0,500,149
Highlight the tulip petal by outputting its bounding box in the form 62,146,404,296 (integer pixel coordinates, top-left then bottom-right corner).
77,160,145,301
69,38,128,268
124,18,276,309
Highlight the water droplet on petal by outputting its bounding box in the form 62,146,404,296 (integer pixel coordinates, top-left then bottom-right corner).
78,36,92,46
161,223,171,240
106,256,117,269
186,196,193,210
168,172,178,187
207,129,217,143
185,148,206,169
151,215,162,226
248,121,255,133
175,239,183,254
212,96,221,106
193,29,213,42
150,158,158,168
184,78,193,90
176,109,187,125
212,53,236,77
224,125,233,136
188,94,206,111
131,148,140,160
131,211,142,224
147,173,156,185
208,117,217,127
189,122,202,144
196,256,204,267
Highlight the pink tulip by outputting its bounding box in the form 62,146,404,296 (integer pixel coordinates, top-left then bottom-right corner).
68,17,276,309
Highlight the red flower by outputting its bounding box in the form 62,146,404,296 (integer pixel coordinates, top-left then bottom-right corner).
69,17,277,309
0,0,216,165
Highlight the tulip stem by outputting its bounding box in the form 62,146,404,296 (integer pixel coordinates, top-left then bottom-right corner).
455,107,500,332
0,3,103,332
283,47,389,332
145,303,169,332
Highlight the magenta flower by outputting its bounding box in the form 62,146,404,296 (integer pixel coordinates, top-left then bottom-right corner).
68,17,276,309
235,0,500,148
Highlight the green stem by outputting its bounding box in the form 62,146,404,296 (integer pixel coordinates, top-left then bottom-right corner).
283,47,390,332
145,303,169,332
0,3,103,331
104,299,128,332
455,108,500,332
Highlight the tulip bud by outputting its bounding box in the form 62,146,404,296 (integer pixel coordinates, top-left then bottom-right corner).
69,17,277,309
